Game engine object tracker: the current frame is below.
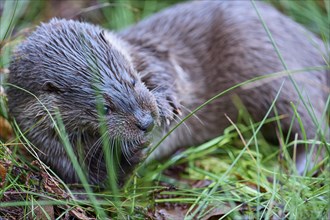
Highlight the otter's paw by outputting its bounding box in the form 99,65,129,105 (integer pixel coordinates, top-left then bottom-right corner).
155,92,182,124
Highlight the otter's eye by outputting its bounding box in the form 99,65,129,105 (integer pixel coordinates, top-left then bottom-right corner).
104,105,111,115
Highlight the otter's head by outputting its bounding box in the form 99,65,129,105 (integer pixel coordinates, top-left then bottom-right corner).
7,19,159,175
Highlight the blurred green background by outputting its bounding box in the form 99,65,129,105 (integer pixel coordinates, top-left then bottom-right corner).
1,0,328,102
1,0,329,70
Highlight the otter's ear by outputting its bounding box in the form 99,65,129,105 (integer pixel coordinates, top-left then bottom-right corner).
42,81,61,93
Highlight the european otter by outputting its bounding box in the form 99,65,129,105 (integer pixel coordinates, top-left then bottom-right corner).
7,1,329,185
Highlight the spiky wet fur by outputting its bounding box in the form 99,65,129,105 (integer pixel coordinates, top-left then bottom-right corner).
7,1,329,185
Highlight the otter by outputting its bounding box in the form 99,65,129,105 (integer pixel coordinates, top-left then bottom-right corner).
7,1,329,185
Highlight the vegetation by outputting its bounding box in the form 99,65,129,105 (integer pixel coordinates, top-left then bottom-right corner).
0,0,329,219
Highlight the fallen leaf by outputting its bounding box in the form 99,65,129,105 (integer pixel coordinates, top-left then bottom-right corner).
69,206,95,220
36,162,70,199
155,205,187,220
200,205,232,220
0,163,7,186
0,116,13,140
30,203,55,220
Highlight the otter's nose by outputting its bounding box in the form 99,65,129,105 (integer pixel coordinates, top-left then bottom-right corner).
136,114,154,133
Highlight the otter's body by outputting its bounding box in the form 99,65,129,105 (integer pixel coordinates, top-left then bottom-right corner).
7,1,329,184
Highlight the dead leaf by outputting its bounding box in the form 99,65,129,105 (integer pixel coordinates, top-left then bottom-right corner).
30,202,55,220
200,205,232,220
155,205,187,220
37,163,70,199
0,116,13,140
191,179,213,188
69,206,95,220
0,163,7,186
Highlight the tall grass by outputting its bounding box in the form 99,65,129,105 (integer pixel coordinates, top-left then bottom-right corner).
0,0,329,219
